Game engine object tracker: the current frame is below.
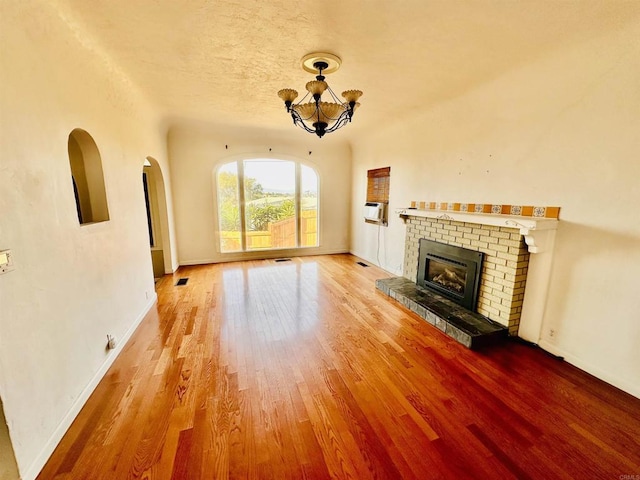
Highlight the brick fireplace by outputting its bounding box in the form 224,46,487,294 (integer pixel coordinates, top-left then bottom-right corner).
395,204,559,340
404,217,529,335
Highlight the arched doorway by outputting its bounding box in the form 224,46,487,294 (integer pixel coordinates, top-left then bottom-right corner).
142,157,172,280
0,396,19,480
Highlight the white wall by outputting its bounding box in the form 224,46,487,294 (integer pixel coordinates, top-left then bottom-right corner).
168,123,352,264
350,21,640,398
0,1,171,478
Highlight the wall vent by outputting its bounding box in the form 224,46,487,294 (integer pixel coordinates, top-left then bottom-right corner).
275,258,292,262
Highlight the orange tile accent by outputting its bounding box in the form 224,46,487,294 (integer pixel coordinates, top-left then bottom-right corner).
545,207,560,219
521,206,534,217
410,201,416,208
501,205,511,214
429,202,436,210
468,203,476,213
440,202,448,210
453,203,461,211
419,201,426,209
483,204,493,213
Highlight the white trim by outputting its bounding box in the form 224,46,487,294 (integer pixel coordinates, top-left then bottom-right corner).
538,340,640,399
22,294,157,480
396,208,558,235
348,249,396,276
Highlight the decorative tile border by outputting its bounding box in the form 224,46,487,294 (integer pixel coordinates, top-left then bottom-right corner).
407,201,560,219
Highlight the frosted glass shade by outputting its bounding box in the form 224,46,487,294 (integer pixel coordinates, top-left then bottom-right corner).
341,90,363,103
305,80,328,95
278,89,299,102
293,102,346,126
318,102,345,124
292,102,317,120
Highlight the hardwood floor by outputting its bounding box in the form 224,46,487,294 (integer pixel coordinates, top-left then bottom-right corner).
38,254,640,479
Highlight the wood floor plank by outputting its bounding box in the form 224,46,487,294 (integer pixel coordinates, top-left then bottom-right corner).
170,428,193,480
37,254,640,479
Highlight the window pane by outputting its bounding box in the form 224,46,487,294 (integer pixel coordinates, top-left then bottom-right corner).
217,162,241,252
244,160,296,250
301,165,318,247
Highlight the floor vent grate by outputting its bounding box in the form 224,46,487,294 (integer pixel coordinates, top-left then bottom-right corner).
356,261,369,267
275,258,292,262
175,278,189,286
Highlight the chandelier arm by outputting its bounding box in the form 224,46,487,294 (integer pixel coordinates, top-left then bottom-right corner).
296,121,318,135
297,122,319,134
324,111,352,134
290,110,318,134
294,105,353,136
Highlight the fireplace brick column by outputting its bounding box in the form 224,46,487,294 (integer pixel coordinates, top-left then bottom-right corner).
404,217,530,335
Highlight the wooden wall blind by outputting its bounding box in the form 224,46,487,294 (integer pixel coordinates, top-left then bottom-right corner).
367,167,390,204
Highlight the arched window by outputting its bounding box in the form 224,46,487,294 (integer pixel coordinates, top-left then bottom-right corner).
216,159,319,252
68,129,109,224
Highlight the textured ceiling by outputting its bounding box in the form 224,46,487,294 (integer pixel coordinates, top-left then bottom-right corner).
55,0,640,137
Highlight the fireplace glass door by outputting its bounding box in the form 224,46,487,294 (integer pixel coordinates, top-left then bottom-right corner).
427,258,467,297
417,239,484,311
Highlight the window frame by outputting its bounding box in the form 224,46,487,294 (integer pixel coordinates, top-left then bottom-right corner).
215,157,319,253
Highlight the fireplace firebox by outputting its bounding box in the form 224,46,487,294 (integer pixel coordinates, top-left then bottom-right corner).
417,239,484,311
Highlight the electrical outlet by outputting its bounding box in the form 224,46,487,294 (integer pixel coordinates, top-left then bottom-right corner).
107,335,117,350
0,249,15,274
145,290,149,300
549,329,556,337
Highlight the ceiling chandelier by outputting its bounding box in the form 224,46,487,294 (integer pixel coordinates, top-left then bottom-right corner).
277,53,362,138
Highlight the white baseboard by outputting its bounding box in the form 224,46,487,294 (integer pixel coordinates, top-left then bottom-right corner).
179,247,349,266
538,339,640,399
22,294,157,480
349,249,396,276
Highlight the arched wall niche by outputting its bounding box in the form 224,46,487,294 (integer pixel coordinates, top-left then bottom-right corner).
68,129,109,224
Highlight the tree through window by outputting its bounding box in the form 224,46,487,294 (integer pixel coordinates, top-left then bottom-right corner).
216,159,318,252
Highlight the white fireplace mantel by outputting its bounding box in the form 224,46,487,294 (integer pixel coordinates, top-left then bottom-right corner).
396,208,558,253
396,207,559,345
